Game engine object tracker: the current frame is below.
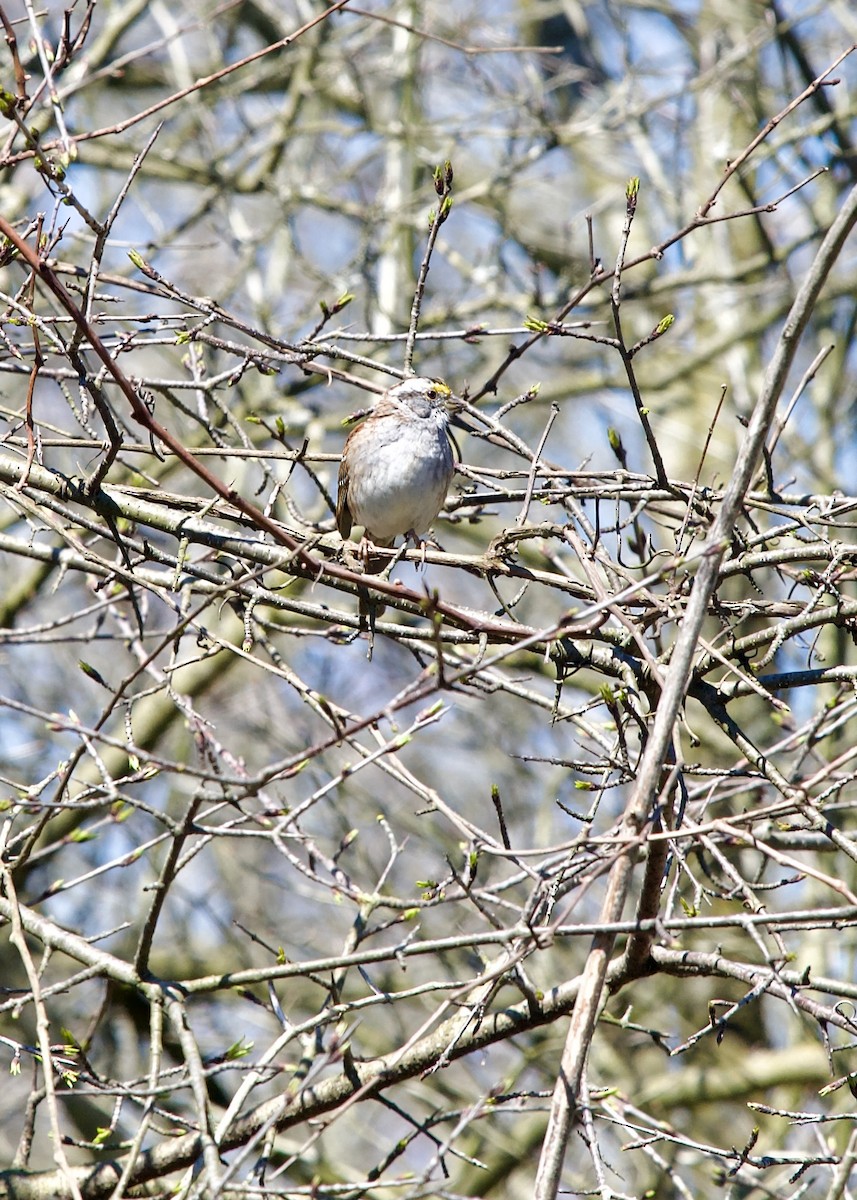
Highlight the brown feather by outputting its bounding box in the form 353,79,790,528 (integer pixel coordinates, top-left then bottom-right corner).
336,448,353,539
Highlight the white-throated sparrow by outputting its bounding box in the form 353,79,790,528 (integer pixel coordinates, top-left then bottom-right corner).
336,376,457,617
337,376,456,548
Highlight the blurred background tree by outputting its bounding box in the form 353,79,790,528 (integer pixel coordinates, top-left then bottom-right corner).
1,2,857,1197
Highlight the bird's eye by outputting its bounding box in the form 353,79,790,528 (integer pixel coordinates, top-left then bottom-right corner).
426,388,437,400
